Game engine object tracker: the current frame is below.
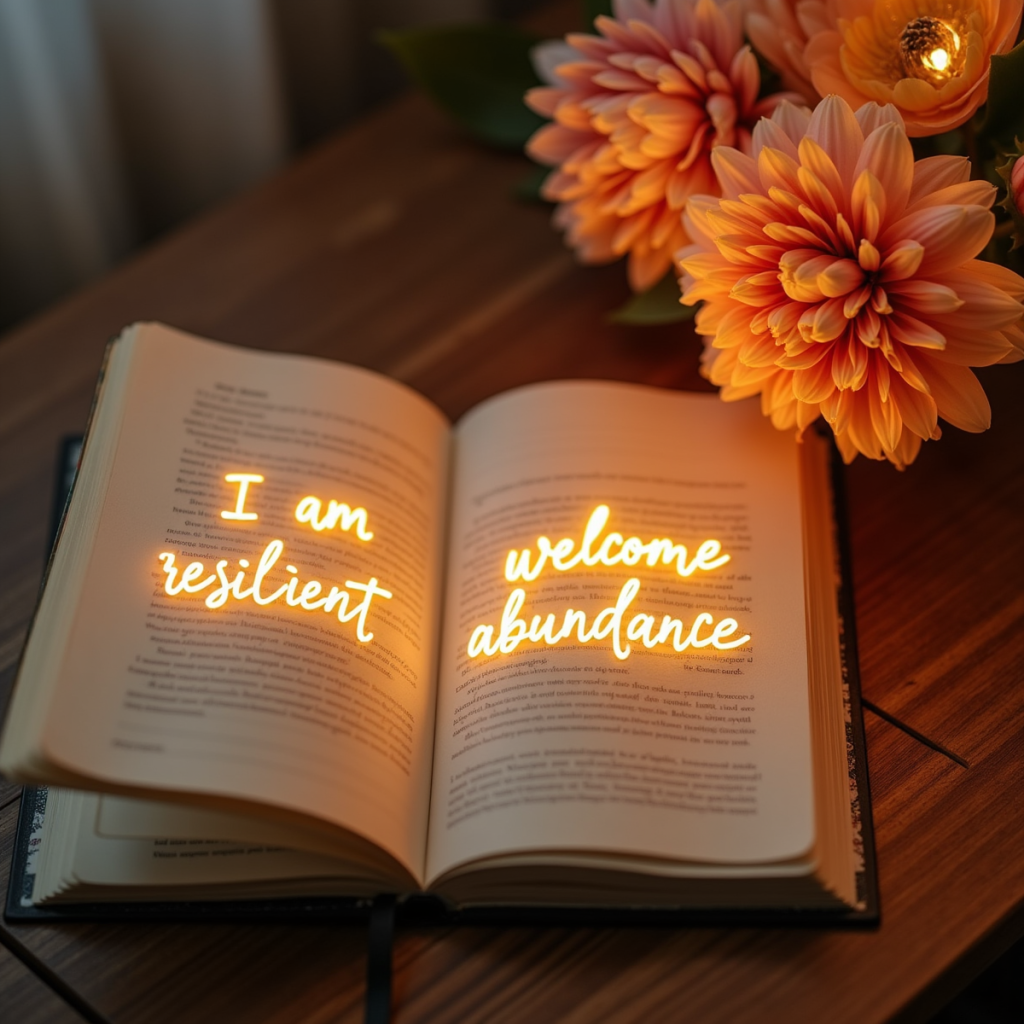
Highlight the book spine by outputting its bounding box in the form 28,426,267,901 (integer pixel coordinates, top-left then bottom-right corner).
828,440,880,920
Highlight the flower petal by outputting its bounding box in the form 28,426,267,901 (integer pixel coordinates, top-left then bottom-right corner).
854,121,913,220
805,94,863,191
888,280,962,315
811,299,850,341
758,145,803,194
711,147,760,200
527,125,596,165
887,428,923,469
846,394,885,459
530,40,582,86
868,372,902,452
919,358,991,432
908,155,971,206
525,86,563,118
927,329,1018,366
713,302,764,348
792,356,836,402
833,426,861,464
887,311,946,350
851,168,884,241
854,102,903,136
831,335,869,390
628,244,673,291
752,113,800,161
956,259,1024,302
768,99,813,147
797,137,845,212
796,399,821,433
817,258,865,297
883,205,994,274
739,332,783,367
933,273,1024,329
904,180,996,214
880,241,925,281
888,374,938,440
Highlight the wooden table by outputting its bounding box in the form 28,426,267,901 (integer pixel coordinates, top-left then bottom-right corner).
1,75,1022,1024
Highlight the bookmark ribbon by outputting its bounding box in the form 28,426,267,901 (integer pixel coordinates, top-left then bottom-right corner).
365,894,396,1024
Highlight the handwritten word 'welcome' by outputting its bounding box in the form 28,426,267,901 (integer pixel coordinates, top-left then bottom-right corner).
505,505,729,583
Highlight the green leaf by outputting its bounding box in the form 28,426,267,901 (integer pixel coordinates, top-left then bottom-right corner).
380,25,546,150
608,273,696,325
583,1,614,27
979,41,1024,146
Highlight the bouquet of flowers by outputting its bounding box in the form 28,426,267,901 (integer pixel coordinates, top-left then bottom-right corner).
385,0,1024,467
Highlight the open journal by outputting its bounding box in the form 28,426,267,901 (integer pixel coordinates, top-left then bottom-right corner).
1,322,875,917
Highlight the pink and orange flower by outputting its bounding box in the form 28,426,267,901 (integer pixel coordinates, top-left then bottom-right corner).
677,96,1024,467
742,0,833,101
525,0,800,292
745,0,1022,136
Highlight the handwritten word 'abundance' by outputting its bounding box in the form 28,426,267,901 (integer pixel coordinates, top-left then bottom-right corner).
467,578,749,661
157,540,392,642
505,505,730,582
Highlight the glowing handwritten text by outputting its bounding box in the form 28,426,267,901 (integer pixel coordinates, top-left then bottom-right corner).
467,578,749,661
294,495,373,541
505,505,730,583
158,540,392,642
220,473,264,521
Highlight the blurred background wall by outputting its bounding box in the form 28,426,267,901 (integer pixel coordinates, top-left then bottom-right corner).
0,0,541,332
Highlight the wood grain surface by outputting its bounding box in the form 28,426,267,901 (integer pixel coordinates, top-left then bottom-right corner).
0,34,1022,1023
0,940,87,1024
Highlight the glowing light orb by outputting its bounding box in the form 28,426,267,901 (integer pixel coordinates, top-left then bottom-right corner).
899,16,963,82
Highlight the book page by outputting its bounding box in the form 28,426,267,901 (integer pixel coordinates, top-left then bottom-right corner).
426,383,814,883
39,325,449,884
33,791,384,904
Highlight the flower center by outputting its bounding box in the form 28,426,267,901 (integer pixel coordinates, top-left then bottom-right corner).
899,16,963,82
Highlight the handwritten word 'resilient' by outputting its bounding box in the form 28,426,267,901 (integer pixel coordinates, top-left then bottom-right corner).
505,505,730,583
467,578,749,661
157,541,391,642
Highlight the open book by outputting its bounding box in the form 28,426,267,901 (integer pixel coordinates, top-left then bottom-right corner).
1,323,874,916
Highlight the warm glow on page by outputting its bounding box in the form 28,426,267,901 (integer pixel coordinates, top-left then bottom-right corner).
504,504,730,582
157,545,392,642
469,505,750,662
294,495,373,541
161,469,391,642
467,579,749,661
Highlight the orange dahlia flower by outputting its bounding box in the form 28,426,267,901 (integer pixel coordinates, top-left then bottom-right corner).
525,0,800,292
742,0,835,100
678,97,1024,468
801,0,1022,136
